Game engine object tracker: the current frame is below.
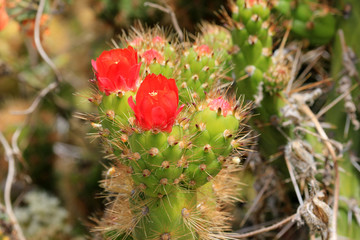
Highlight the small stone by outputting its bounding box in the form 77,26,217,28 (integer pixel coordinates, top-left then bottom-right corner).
232,157,241,164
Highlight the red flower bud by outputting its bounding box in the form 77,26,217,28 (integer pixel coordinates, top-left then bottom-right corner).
142,49,164,65
208,97,232,117
129,37,143,48
91,46,141,95
0,0,9,31
196,44,212,56
128,74,184,133
152,36,165,45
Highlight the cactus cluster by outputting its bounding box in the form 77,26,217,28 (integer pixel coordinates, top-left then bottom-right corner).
87,26,252,239
84,1,360,239
228,1,358,239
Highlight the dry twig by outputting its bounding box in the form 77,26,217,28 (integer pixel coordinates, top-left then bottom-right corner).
227,214,297,239
284,153,304,205
34,0,62,84
0,131,26,240
13,0,61,115
144,2,184,41
299,104,339,239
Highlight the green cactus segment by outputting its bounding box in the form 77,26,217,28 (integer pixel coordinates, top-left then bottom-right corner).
177,46,221,103
98,91,135,131
273,0,292,16
91,28,252,240
273,0,336,45
198,23,233,63
327,0,360,237
184,107,239,188
231,0,273,100
292,1,336,45
128,127,185,197
143,44,177,78
132,191,198,240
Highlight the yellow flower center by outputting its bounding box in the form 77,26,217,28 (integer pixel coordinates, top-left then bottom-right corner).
149,91,158,96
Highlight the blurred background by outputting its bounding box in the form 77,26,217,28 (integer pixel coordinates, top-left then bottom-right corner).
0,0,227,239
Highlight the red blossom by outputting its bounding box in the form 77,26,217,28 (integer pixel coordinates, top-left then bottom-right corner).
142,49,164,65
208,97,232,117
128,74,184,133
246,0,256,7
92,46,141,95
0,0,9,31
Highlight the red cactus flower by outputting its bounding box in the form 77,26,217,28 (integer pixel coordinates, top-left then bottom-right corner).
128,74,184,133
142,49,164,65
92,46,141,95
0,0,9,31
208,97,232,117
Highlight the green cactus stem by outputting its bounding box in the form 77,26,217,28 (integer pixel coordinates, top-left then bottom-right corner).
326,0,360,238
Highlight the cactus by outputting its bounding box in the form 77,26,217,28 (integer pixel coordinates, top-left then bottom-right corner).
273,0,337,45
87,26,252,239
82,1,360,239
229,0,289,159
230,0,272,100
326,0,360,238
